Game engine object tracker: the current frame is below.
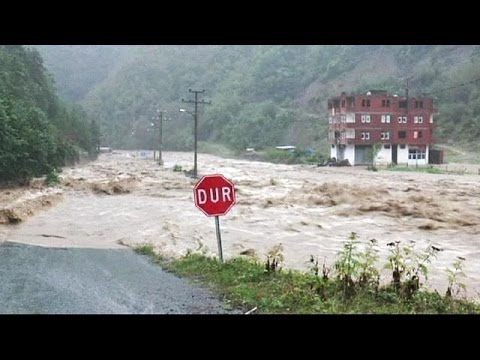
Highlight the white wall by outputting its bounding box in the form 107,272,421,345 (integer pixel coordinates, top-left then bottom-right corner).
397,145,409,164
375,145,392,165
345,145,355,165
330,145,336,159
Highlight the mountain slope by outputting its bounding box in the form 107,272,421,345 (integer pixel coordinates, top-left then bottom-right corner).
35,45,480,155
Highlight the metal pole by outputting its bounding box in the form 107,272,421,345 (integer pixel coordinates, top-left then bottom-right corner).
215,216,223,262
193,91,198,178
158,112,163,165
182,89,210,178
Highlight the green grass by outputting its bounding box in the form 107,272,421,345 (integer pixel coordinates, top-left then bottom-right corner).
386,165,444,174
261,148,326,165
136,249,480,314
134,243,156,256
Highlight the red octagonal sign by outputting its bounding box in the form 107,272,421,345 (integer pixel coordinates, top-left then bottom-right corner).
194,174,236,217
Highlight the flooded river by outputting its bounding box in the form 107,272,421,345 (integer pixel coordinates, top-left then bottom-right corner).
2,151,480,298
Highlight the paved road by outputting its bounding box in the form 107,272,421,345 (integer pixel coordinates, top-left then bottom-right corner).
0,242,239,314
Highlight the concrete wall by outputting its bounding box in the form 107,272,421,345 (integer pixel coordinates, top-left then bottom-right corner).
345,145,355,165
375,145,392,165
398,145,409,164
330,145,336,159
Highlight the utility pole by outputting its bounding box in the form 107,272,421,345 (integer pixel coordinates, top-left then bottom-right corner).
157,110,164,165
181,89,211,178
153,110,168,165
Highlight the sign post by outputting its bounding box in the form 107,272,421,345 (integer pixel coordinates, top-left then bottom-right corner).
193,174,236,262
214,216,223,262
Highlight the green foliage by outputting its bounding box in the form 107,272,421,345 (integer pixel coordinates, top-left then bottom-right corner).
0,46,100,185
172,164,183,172
262,147,326,165
367,144,382,171
45,168,61,186
265,244,284,273
145,245,480,314
446,257,467,298
263,149,297,164
34,45,480,157
334,232,362,297
134,243,156,256
387,165,445,174
385,241,440,299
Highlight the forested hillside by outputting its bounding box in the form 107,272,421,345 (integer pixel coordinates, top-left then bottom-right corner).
35,45,480,155
0,45,99,184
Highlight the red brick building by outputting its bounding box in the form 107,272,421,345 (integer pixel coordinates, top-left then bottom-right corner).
327,90,438,165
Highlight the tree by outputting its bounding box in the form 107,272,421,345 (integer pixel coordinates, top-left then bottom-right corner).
368,144,383,171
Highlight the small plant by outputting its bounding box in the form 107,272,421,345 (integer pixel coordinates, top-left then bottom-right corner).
335,232,362,298
134,243,156,256
358,238,380,292
265,244,284,273
173,164,183,172
385,241,440,299
367,144,382,171
322,257,331,281
446,257,467,298
45,168,61,186
308,255,319,276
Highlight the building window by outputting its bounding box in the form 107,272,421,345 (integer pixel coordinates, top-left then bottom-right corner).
414,116,424,124
381,132,390,140
361,132,370,140
345,128,355,139
400,144,406,149
398,116,407,123
361,114,371,123
381,114,391,123
399,100,407,108
341,115,346,123
384,144,391,149
415,100,424,108
382,99,390,107
409,148,426,160
398,131,407,139
362,99,371,107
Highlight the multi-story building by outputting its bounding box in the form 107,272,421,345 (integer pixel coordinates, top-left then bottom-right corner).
327,90,438,166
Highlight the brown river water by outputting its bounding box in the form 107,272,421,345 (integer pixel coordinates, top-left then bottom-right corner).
1,151,480,298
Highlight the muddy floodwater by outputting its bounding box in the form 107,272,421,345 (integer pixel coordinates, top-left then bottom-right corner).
2,151,480,298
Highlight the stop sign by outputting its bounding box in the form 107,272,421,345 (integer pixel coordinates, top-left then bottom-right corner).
194,174,236,217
